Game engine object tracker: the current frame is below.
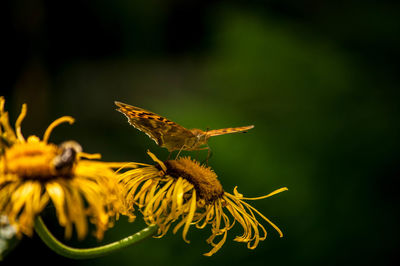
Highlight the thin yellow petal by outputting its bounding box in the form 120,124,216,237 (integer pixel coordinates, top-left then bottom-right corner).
147,150,167,172
15,103,27,142
203,230,227,257
42,116,74,143
181,190,197,243
46,182,68,226
240,187,288,200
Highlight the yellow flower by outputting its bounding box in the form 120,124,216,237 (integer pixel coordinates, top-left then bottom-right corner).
0,97,129,240
119,150,288,256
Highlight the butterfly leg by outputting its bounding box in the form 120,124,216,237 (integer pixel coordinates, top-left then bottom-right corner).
175,145,187,159
207,146,213,161
199,145,212,165
167,152,173,160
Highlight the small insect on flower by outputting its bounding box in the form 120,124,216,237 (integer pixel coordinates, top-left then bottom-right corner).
53,141,83,172
115,101,254,154
118,150,287,256
0,97,129,240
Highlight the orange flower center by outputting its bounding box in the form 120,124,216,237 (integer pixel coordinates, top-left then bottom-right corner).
163,157,224,204
3,141,63,179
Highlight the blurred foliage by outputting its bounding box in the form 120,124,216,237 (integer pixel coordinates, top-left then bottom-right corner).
2,0,399,265
0,216,19,261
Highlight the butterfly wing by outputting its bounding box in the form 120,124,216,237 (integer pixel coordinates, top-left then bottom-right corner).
115,101,195,151
206,125,254,137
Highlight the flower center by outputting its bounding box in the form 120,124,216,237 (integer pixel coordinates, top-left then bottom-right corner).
163,157,224,204
2,141,71,179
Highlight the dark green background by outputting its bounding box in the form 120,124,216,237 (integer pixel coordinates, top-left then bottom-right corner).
3,1,399,265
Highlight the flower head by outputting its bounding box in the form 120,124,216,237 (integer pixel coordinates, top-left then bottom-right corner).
0,97,128,240
119,150,287,256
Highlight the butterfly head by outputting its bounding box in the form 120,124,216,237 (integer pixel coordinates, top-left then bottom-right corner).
189,128,209,147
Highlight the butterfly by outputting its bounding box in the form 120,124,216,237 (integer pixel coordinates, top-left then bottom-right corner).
115,101,254,153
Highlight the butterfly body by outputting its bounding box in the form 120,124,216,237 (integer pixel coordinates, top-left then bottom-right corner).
115,101,254,152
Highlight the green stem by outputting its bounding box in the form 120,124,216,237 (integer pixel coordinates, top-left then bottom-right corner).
34,216,158,259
